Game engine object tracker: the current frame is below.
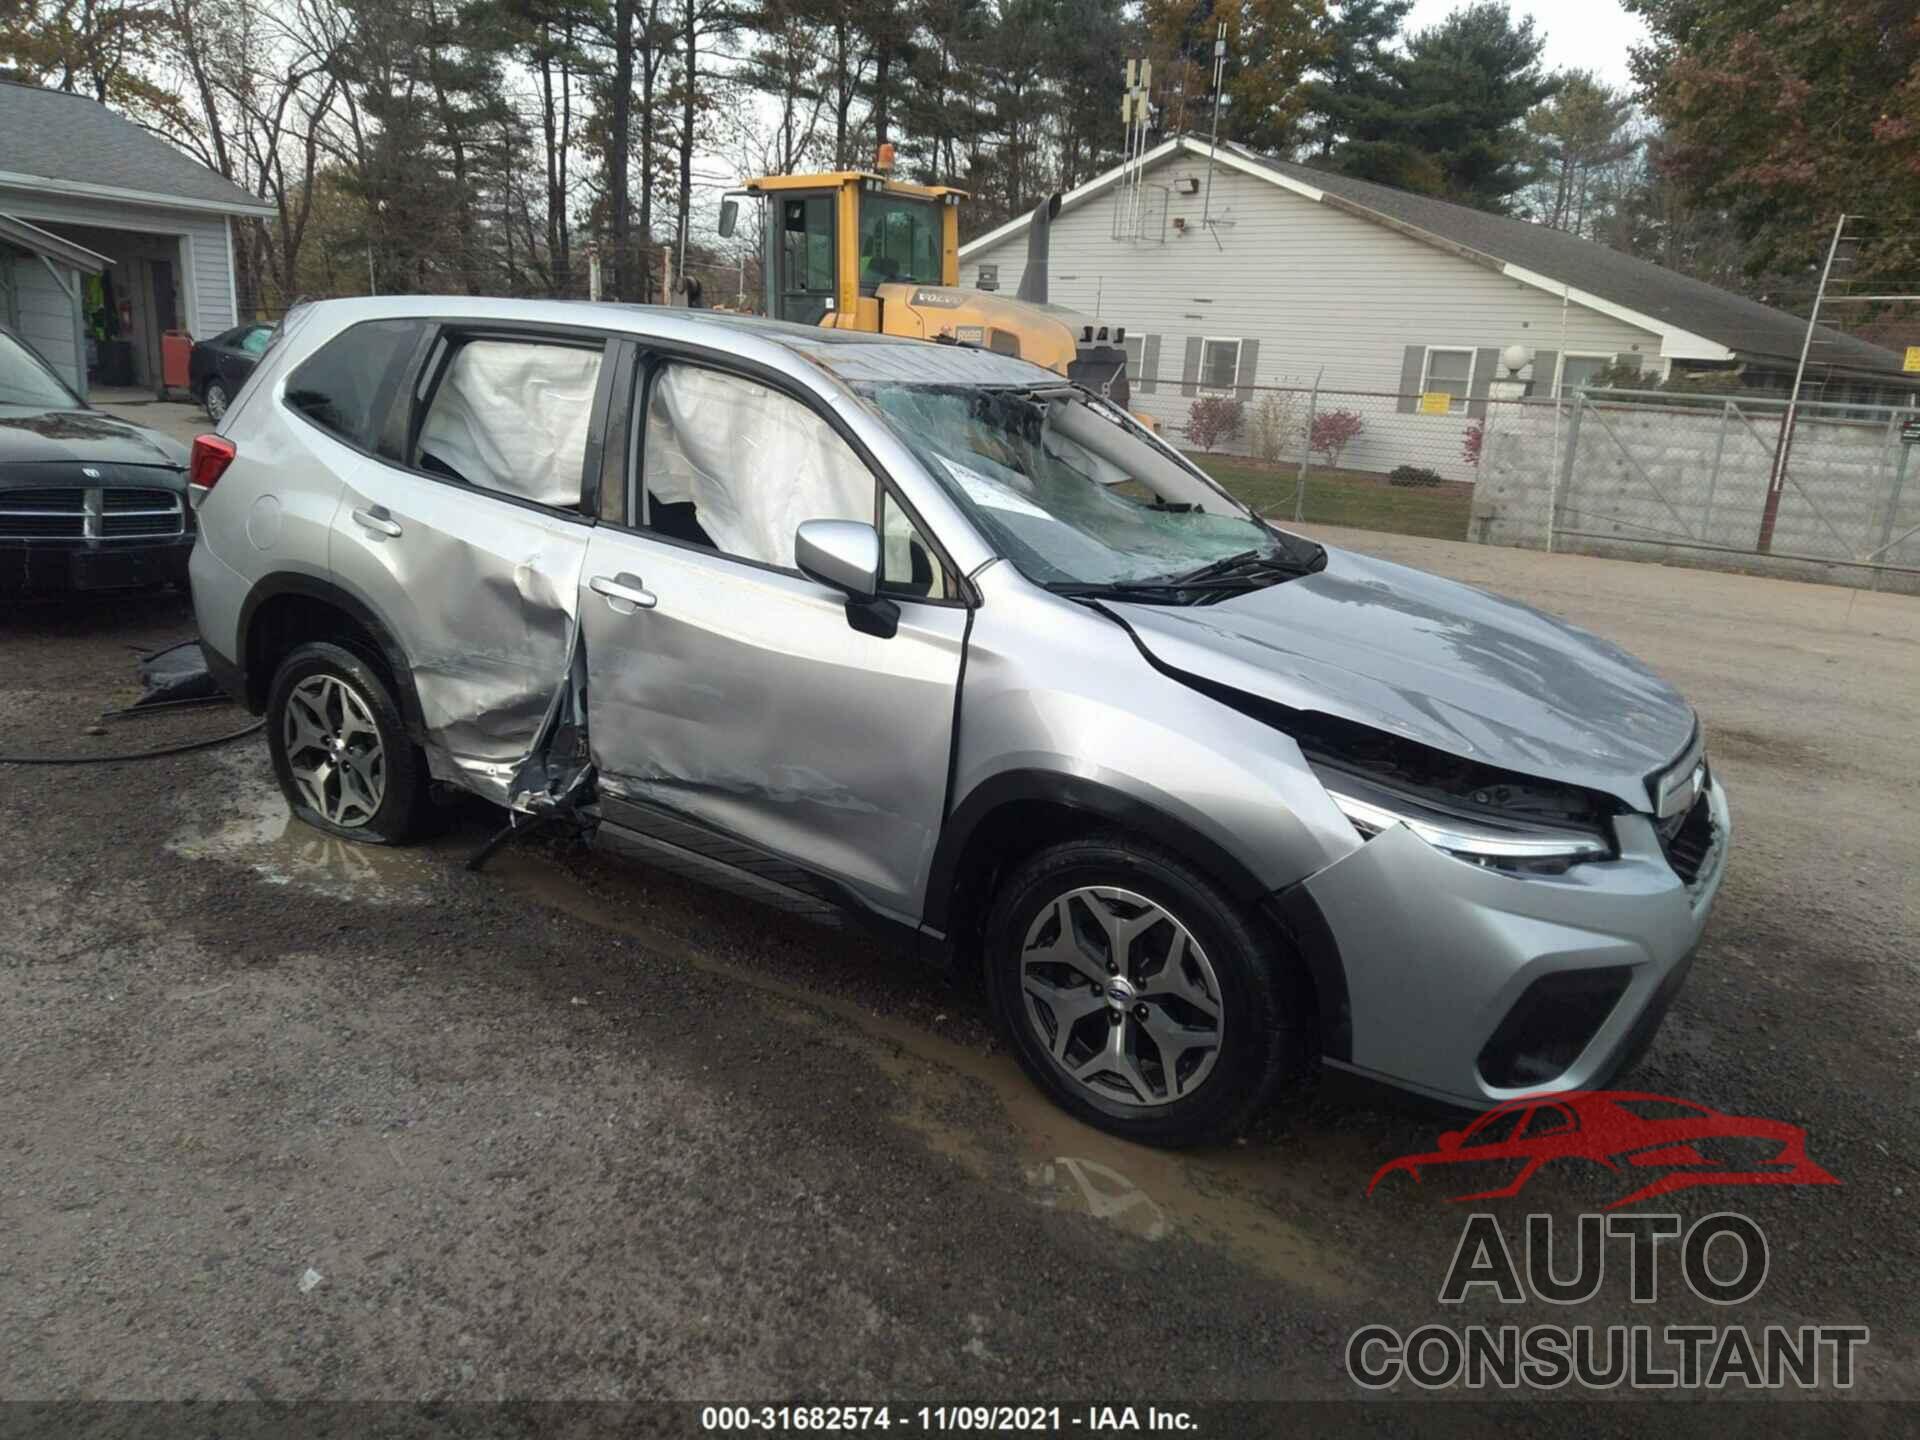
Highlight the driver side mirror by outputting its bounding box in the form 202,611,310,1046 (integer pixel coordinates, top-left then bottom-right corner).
795,519,879,600
718,198,739,240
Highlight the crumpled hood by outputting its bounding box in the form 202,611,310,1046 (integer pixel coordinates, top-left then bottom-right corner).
1112,545,1696,811
0,407,188,470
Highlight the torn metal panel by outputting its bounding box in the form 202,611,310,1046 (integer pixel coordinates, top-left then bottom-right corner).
328,458,590,809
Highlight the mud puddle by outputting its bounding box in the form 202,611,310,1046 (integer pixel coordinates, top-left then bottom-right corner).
169,781,442,905
485,845,1363,1300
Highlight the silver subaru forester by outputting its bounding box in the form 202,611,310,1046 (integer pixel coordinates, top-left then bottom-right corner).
187,297,1728,1145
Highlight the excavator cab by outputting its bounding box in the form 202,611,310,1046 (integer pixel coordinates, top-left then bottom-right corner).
721,152,1133,408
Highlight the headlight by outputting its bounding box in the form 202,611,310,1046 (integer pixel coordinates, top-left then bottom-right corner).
1313,765,1612,872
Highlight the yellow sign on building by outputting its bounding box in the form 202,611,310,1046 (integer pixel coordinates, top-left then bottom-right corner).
1419,391,1452,415
1905,346,1920,374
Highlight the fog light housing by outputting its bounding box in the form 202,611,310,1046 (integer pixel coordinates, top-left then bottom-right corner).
1477,966,1632,1088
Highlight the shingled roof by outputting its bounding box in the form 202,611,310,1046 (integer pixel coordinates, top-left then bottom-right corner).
962,135,1908,382
0,80,272,215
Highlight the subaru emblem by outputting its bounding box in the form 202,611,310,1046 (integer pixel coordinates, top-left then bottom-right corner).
81,466,101,479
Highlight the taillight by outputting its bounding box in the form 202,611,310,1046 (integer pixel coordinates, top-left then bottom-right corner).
187,434,236,507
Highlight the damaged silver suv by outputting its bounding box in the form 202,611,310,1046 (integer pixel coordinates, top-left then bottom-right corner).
188,298,1728,1145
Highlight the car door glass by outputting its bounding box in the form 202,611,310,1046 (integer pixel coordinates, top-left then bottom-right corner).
416,338,602,508
240,326,273,356
880,489,953,599
285,318,422,447
640,364,872,570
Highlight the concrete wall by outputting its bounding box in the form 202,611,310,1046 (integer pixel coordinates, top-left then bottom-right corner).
1471,396,1920,594
959,151,1664,473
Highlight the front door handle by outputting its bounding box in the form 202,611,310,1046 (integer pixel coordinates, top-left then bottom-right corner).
590,572,657,612
351,506,402,538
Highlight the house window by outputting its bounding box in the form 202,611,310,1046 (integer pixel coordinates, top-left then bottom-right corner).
1557,353,1612,397
1123,334,1143,381
1200,337,1241,394
1420,347,1475,412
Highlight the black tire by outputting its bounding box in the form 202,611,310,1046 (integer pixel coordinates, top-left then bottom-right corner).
266,641,427,845
204,379,231,422
985,834,1305,1147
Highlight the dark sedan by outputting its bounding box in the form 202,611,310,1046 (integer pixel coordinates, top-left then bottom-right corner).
1,323,194,595
189,321,273,420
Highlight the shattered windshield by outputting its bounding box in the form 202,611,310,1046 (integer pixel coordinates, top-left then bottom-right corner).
858,383,1323,598
0,330,80,410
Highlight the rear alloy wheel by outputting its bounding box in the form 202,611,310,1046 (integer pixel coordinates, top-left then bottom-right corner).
266,641,426,844
204,379,230,421
986,836,1302,1147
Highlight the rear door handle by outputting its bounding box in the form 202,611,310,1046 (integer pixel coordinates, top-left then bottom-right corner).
351,506,402,538
590,572,657,611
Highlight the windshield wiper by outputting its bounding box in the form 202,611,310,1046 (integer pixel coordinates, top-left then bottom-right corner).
1162,547,1320,586
1044,575,1275,605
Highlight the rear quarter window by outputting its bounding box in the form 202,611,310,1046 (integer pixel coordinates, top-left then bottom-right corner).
284,319,422,449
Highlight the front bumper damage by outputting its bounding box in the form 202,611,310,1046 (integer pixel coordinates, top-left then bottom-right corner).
1295,777,1730,1108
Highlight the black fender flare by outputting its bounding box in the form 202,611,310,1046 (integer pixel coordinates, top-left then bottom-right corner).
923,769,1272,932
236,572,427,737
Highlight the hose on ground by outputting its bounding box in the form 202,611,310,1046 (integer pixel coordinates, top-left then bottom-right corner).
0,719,265,766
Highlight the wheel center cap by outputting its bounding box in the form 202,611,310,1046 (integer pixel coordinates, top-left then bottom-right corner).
1106,977,1136,1007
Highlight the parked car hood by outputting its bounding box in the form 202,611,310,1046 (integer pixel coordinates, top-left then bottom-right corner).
0,406,188,471
1112,545,1696,811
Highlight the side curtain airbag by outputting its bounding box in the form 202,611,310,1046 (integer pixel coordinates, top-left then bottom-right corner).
644,366,873,569
420,340,602,507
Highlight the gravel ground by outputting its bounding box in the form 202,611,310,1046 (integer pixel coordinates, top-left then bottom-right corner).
1,528,1916,1419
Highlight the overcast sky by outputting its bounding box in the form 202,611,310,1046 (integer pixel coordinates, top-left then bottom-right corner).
1404,0,1650,87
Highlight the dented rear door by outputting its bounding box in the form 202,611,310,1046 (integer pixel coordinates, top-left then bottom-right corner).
328,324,610,803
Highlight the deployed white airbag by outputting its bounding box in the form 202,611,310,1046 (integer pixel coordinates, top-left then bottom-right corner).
645,365,875,570
420,340,602,507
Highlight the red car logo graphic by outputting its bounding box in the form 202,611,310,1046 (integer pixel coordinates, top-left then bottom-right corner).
1368,1091,1839,1210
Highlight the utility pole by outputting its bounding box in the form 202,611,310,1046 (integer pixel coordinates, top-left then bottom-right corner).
587,242,602,302
1202,22,1227,229
1759,213,1847,552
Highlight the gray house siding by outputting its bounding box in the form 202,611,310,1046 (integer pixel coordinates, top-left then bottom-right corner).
960,157,1662,472
0,191,237,337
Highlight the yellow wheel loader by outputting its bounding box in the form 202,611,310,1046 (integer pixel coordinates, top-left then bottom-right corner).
719,151,1133,407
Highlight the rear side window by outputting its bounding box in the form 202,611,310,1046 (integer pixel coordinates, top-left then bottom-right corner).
284,319,421,448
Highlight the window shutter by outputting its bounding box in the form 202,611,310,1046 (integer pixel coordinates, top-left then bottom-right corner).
1140,335,1160,395
1467,346,1500,419
1529,349,1558,399
1233,339,1259,403
1180,337,1203,397
1396,345,1425,413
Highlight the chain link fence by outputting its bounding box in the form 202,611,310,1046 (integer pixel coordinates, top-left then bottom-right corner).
1133,370,1920,594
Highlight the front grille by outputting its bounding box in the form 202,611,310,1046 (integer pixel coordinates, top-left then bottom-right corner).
101,488,178,512
1,488,85,539
1659,785,1716,886
0,486,183,541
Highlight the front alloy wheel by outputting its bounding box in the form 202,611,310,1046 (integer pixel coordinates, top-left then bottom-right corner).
986,836,1303,1147
1019,886,1224,1107
205,379,230,421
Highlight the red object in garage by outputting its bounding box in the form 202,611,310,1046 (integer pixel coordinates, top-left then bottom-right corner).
159,329,194,400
